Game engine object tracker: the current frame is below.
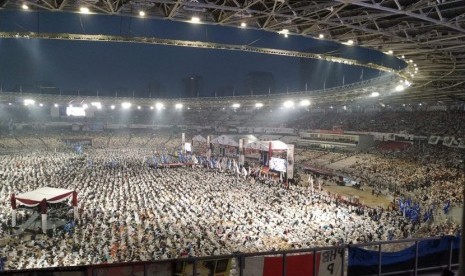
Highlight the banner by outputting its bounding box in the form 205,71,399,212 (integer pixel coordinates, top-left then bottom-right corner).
181,133,185,147
348,236,460,275
286,144,294,179
239,139,244,165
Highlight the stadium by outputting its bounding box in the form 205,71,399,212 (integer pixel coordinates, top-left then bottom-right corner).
0,0,464,275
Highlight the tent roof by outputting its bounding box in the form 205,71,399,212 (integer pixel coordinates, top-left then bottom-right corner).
245,140,288,151
16,187,74,203
210,135,239,147
192,135,207,142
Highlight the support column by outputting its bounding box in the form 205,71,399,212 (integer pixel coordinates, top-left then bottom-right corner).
40,199,47,234
10,193,16,227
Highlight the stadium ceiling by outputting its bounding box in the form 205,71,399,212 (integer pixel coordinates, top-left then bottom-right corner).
2,0,465,103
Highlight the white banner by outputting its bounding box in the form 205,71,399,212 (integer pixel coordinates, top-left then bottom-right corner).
286,144,294,179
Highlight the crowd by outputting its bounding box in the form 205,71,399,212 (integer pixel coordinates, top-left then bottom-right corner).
1,144,460,271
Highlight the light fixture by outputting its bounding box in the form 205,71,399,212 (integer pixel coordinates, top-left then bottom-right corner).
8,103,12,106
54,103,59,107
401,55,405,59
24,99,35,106
395,85,405,92
80,7,90,14
39,103,43,107
175,103,183,109
137,106,141,110
318,34,324,39
110,105,115,110
299,99,310,107
139,11,145,17
283,100,294,108
121,102,131,109
91,102,102,109
191,16,200,23
414,64,417,67
150,106,154,110
255,103,263,108
409,59,413,63
279,29,289,37
347,39,354,45
156,102,164,109
22,4,29,10
232,103,240,108
370,92,380,97
240,22,247,28
388,50,393,54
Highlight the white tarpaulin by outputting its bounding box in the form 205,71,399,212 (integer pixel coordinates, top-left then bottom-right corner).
210,135,239,147
15,187,74,207
245,140,288,151
192,135,207,143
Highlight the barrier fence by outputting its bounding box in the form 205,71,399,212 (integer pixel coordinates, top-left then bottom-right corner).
0,236,460,275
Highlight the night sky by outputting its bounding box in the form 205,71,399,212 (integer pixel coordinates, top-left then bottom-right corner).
0,10,406,98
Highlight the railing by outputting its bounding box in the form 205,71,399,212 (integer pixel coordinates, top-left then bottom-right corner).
0,236,460,275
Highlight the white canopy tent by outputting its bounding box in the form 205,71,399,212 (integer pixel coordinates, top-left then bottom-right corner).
191,135,207,143
211,135,239,147
244,140,288,151
11,187,78,233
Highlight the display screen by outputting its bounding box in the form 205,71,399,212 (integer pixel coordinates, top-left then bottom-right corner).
184,142,192,152
269,157,286,172
66,107,86,117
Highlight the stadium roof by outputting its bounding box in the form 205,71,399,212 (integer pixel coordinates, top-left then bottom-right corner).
1,0,465,102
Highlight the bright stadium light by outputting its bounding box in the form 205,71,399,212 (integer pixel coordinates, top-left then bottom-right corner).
39,103,43,107
54,103,59,107
24,99,35,106
80,7,90,14
137,106,141,110
191,16,200,23
283,100,294,108
318,34,324,39
347,39,354,45
121,102,131,109
255,103,263,108
8,103,12,106
240,22,247,28
150,106,154,110
232,103,240,108
395,85,405,92
175,103,183,109
299,99,310,107
22,4,29,10
139,11,145,17
370,92,380,97
279,29,289,37
91,102,102,109
156,102,164,110
110,105,115,110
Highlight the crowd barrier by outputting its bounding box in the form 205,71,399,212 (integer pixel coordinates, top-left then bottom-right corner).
0,236,460,275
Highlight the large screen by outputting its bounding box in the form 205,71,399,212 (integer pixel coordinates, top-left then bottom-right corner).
66,107,86,117
269,157,287,172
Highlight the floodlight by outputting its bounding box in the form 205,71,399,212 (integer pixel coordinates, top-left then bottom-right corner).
39,103,43,107
232,103,240,108
370,92,380,97
318,34,324,39
240,22,247,27
24,99,35,106
8,103,12,106
347,39,354,45
255,103,263,108
191,16,200,23
175,103,183,109
137,106,141,110
54,103,59,107
299,99,310,107
22,4,29,10
110,105,115,110
91,102,101,109
395,85,405,92
121,102,131,109
283,100,294,108
150,106,154,110
388,50,393,54
80,7,90,14
139,11,145,17
156,102,164,109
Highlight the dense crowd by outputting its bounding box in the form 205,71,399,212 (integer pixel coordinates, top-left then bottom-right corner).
0,144,460,270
